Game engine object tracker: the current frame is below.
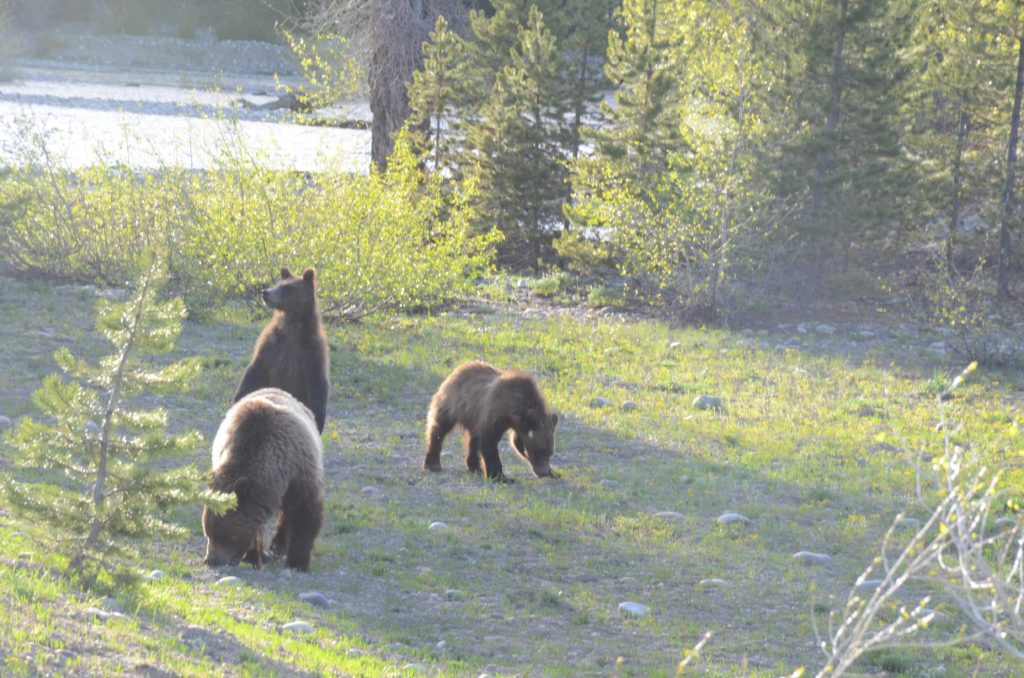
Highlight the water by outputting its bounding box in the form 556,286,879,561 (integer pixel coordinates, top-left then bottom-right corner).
0,74,371,173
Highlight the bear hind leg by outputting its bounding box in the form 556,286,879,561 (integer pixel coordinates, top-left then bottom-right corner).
270,509,290,558
282,483,324,572
424,410,455,472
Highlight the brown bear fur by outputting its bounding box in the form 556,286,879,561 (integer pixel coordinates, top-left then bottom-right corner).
423,360,558,481
203,388,325,572
234,267,330,433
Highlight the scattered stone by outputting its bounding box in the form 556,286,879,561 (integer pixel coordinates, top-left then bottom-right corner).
429,521,448,531
896,517,922,531
793,551,832,566
618,601,648,618
697,578,728,587
402,663,426,673
858,329,877,338
856,579,884,591
100,597,120,612
668,341,682,350
214,576,242,587
815,324,836,335
589,397,611,408
796,323,810,334
145,570,165,581
716,512,750,526
995,517,1018,529
441,450,454,458
651,511,684,520
0,415,12,430
83,607,126,622
347,648,365,657
436,640,447,650
360,486,380,495
599,479,623,489
620,400,638,412
445,589,465,601
692,395,725,412
282,620,314,634
298,591,331,608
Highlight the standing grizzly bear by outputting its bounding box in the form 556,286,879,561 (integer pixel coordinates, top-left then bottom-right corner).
235,267,330,433
203,388,325,571
423,361,559,481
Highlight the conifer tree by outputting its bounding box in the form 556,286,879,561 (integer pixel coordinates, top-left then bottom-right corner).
1,261,226,577
408,15,467,173
461,4,571,266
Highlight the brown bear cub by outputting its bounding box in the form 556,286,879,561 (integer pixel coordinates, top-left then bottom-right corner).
235,267,330,433
423,361,559,482
203,388,325,571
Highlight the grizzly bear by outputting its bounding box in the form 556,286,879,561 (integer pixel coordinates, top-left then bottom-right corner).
423,361,559,481
203,388,325,571
234,267,330,433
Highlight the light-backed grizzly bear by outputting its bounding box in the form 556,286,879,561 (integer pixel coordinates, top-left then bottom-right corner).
234,267,330,433
203,388,325,572
423,361,559,482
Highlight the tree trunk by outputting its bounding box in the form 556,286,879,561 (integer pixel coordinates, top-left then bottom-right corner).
997,25,1024,300
948,91,968,276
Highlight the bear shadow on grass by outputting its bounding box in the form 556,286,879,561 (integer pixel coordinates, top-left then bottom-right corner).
288,329,914,673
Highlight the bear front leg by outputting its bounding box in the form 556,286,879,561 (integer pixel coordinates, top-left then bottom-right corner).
283,484,324,572
270,509,290,558
242,530,264,570
423,412,454,472
479,435,512,483
233,361,267,404
463,431,482,473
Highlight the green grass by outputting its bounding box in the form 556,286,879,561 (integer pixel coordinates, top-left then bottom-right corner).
1,278,1022,675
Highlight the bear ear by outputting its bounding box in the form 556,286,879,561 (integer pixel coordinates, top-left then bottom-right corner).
550,412,558,428
232,477,252,500
280,267,293,280
302,268,317,285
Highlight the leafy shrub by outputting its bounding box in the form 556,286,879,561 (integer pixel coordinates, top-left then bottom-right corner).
913,257,1022,366
0,121,497,319
587,285,629,310
529,272,571,298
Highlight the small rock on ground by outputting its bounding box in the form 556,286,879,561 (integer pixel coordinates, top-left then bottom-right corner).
360,486,380,495
896,517,922,530
692,395,725,412
145,570,165,581
698,578,728,587
618,601,648,618
402,663,426,673
0,415,12,429
347,648,365,657
589,397,611,408
298,591,331,608
793,551,832,566
445,589,465,601
716,512,750,525
282,621,314,634
429,521,448,531
621,400,638,411
652,511,684,519
83,607,126,622
215,576,242,586
599,479,623,489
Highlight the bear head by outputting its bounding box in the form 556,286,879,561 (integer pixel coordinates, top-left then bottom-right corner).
261,267,318,315
511,411,559,478
202,480,260,567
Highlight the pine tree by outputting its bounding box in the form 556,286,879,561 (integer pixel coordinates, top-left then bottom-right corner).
461,4,571,266
407,15,467,173
1,261,226,577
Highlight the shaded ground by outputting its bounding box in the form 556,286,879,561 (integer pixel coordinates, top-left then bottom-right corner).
1,277,1022,676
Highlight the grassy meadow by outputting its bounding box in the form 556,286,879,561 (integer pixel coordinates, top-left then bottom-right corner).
1,277,1022,676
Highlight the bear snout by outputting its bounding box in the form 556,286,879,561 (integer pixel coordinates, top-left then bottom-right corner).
260,288,272,305
532,463,554,478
